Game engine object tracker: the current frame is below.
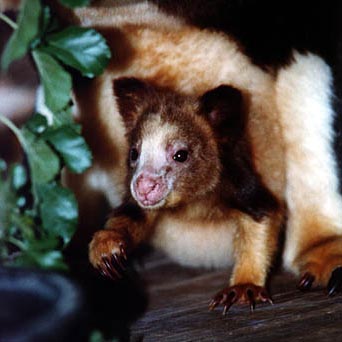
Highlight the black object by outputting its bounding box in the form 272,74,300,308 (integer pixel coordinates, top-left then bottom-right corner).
328,266,342,296
297,272,315,291
0,266,88,342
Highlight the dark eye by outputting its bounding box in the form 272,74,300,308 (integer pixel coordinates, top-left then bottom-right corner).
173,150,188,163
130,148,139,162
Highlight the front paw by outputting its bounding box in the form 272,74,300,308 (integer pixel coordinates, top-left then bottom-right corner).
89,230,129,280
298,266,342,296
296,236,342,295
209,283,273,315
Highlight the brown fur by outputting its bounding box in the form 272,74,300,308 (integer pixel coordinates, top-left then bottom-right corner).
55,1,342,304
88,78,284,309
57,3,286,300
290,215,342,285
295,236,342,285
89,202,157,266
231,213,282,286
93,24,286,197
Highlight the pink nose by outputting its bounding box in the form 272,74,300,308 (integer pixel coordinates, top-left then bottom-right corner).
137,175,158,195
134,174,167,206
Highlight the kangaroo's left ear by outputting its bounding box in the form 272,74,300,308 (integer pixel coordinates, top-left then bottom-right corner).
113,77,155,133
199,85,248,136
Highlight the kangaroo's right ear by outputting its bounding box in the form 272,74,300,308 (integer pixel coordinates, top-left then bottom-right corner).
199,85,248,138
113,77,154,133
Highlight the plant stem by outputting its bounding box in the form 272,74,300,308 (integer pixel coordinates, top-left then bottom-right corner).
8,236,26,250
0,115,27,149
0,114,40,210
0,12,18,30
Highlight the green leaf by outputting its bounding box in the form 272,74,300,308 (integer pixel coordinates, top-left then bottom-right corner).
89,330,118,342
34,250,68,270
32,49,72,112
0,173,17,238
0,159,7,172
58,0,90,9
1,0,41,70
44,126,92,173
27,235,60,250
40,6,60,35
10,164,27,190
25,113,48,135
22,129,60,184
38,182,78,245
40,5,52,33
44,26,111,77
9,212,36,241
0,116,60,185
11,249,68,271
89,331,104,342
52,105,76,128
16,196,27,208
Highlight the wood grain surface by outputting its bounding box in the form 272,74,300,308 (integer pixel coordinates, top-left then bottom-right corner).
129,250,342,342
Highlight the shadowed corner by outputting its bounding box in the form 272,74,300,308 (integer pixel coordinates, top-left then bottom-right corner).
0,262,149,342
0,266,89,342
0,252,150,342
65,244,150,342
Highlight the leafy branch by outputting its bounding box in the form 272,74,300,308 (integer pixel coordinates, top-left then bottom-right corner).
0,0,111,270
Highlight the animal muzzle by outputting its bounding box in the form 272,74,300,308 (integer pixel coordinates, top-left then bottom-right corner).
132,173,169,207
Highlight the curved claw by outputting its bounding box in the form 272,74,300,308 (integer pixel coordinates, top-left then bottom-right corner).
327,266,342,296
119,243,128,261
209,284,272,315
111,253,126,272
245,286,273,312
209,290,237,313
222,294,237,315
97,268,108,278
297,272,315,291
101,256,123,280
98,265,114,280
259,289,274,304
246,288,256,312
96,243,130,281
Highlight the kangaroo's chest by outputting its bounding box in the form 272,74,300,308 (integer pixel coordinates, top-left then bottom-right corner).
151,215,236,269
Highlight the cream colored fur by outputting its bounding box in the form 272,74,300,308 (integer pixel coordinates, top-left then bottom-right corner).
70,7,283,270
68,4,341,279
87,26,285,192
79,28,284,269
152,215,236,269
276,52,342,272
72,0,185,30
